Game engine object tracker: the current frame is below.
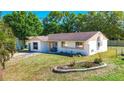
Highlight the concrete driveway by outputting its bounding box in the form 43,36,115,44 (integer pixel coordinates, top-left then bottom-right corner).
9,52,41,62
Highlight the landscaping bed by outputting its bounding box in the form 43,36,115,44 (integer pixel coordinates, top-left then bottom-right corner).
53,61,107,73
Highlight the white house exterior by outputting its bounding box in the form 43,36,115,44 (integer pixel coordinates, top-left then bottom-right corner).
26,31,108,56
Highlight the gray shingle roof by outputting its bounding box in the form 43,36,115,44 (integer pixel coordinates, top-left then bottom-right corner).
48,31,98,41
28,36,48,41
28,31,100,41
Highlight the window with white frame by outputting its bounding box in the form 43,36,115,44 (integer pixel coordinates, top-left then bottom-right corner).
33,42,38,50
75,42,84,49
61,41,68,47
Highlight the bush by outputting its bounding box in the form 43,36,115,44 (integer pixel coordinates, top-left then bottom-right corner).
84,62,94,68
50,47,57,52
75,53,82,57
59,51,64,54
121,54,124,56
67,62,76,67
94,58,102,64
59,52,73,57
73,52,86,57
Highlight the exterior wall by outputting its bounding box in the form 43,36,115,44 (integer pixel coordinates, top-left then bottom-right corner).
16,38,25,50
26,32,108,55
40,42,49,52
27,40,49,52
57,41,89,55
29,40,41,52
27,40,107,56
87,31,107,41
87,32,108,55
88,40,108,55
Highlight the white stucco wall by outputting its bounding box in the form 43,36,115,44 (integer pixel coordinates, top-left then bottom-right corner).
40,42,49,52
16,38,24,50
57,41,89,55
27,40,49,52
56,39,107,56
26,31,108,56
26,39,107,55
88,40,108,55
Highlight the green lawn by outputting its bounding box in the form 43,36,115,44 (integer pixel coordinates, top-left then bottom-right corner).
2,47,124,81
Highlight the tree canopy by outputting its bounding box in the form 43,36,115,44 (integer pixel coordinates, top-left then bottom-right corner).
43,11,124,40
3,11,43,40
3,11,124,40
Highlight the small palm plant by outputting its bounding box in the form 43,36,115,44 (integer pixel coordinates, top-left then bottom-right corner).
67,55,76,67
94,53,103,64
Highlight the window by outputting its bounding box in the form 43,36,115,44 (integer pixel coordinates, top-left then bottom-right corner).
97,36,102,50
97,42,101,47
33,42,38,49
61,41,65,47
75,42,84,48
61,41,66,47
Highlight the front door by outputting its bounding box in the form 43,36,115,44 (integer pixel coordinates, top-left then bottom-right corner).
49,42,57,52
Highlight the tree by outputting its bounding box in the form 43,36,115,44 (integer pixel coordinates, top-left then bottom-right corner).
61,12,77,32
74,13,88,32
43,11,63,35
76,11,124,40
43,11,77,34
0,22,16,69
26,12,43,36
4,11,124,41
102,11,124,40
3,11,43,49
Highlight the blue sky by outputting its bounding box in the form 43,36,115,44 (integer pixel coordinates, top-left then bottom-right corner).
1,11,88,19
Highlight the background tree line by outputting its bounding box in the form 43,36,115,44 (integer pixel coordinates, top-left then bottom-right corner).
42,11,124,40
3,11,124,42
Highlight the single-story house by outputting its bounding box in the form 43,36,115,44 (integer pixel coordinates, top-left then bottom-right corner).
26,31,108,56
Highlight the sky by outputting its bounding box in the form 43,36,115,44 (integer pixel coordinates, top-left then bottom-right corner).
1,11,88,19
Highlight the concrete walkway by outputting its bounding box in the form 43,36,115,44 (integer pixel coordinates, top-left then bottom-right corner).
9,52,41,62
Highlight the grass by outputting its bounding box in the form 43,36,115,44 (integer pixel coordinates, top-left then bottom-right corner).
1,47,124,81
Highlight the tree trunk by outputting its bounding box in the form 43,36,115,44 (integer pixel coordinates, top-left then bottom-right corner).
2,62,5,69
0,69,3,81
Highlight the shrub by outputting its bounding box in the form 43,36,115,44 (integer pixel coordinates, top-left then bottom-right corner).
75,53,82,57
68,62,75,67
59,52,73,57
84,62,94,68
73,52,86,57
50,47,57,52
121,53,124,56
94,58,102,64
59,51,64,54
